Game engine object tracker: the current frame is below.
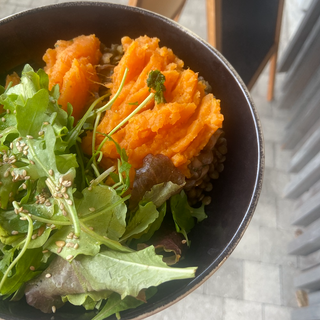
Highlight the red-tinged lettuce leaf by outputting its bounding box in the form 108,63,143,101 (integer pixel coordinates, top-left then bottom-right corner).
25,246,197,313
130,154,185,210
138,230,187,265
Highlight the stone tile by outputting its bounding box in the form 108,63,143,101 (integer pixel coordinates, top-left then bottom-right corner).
244,261,281,305
280,265,299,308
274,143,293,172
0,3,16,19
224,298,263,320
261,168,292,199
181,293,223,320
260,226,297,267
276,197,297,230
231,222,260,261
203,258,243,299
259,116,287,143
298,249,320,271
7,0,32,5
146,300,184,320
179,4,207,40
253,196,277,228
263,305,293,320
251,71,269,100
264,141,275,169
251,93,273,118
148,292,223,320
31,0,58,7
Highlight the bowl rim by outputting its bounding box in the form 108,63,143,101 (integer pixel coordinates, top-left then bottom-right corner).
0,2,265,319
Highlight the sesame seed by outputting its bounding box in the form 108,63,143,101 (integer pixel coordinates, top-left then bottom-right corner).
74,243,79,249
88,186,92,191
22,183,27,189
42,249,49,253
24,146,29,150
52,306,56,313
61,186,66,193
3,170,9,178
25,176,30,180
43,121,49,125
73,235,79,239
51,224,56,229
22,169,27,177
45,273,52,278
38,130,44,136
20,142,25,147
45,201,51,207
63,193,69,199
59,203,65,210
10,142,13,149
1,117,6,122
6,109,10,114
89,207,95,212
11,230,19,235
57,247,62,253
66,199,73,206
32,234,37,240
55,240,66,248
62,210,67,216
66,255,74,261
48,169,54,176
67,232,74,239
89,226,94,231
30,160,35,165
26,135,33,139
59,177,63,184
57,193,63,198
30,266,35,271
23,150,28,156
20,216,27,220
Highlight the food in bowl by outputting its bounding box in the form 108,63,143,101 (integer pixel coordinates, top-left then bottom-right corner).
0,33,225,319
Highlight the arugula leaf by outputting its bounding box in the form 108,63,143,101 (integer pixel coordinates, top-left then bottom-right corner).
44,226,100,260
62,291,112,311
170,190,207,246
0,248,43,296
76,185,127,241
92,288,157,320
147,70,166,104
121,202,159,242
78,246,196,299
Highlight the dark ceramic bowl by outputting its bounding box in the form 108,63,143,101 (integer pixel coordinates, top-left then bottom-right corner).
0,2,264,320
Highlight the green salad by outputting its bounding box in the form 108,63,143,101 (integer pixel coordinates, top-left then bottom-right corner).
0,65,207,319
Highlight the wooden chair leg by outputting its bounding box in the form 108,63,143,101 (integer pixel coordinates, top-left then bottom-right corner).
267,0,285,101
267,51,278,101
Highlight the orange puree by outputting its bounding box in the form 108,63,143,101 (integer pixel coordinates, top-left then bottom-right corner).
82,35,224,177
43,34,101,122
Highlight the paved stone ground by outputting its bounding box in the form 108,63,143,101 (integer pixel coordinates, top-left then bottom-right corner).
0,0,310,319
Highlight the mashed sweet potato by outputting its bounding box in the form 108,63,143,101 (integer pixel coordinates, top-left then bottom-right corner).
82,35,224,177
43,34,102,122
